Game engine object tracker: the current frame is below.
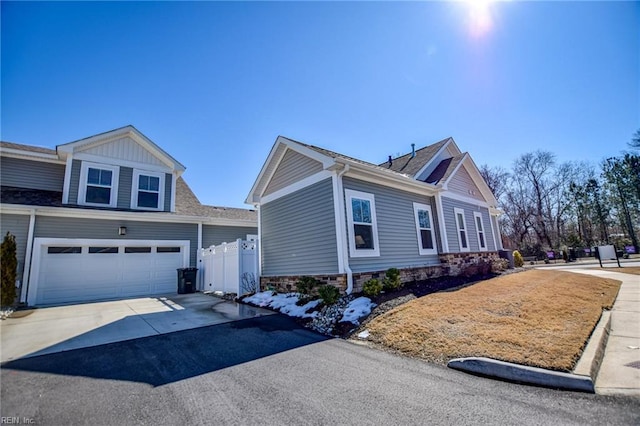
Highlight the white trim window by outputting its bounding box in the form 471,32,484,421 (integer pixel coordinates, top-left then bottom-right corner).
78,162,119,207
473,211,487,251
345,189,380,257
132,170,165,210
454,207,470,252
413,202,437,255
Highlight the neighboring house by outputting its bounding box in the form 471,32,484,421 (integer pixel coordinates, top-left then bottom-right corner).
0,126,257,306
246,136,503,294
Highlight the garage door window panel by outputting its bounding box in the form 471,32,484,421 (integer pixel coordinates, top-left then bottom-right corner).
125,247,152,253
47,247,82,254
89,247,119,254
157,247,180,253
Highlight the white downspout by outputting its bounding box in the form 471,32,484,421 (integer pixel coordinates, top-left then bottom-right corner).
197,222,203,290
20,209,36,303
335,164,353,294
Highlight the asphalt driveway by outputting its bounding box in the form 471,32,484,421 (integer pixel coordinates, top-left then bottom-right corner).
1,315,638,425
0,293,274,362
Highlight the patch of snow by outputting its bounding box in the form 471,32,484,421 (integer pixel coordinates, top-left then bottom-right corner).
0,308,14,320
357,330,370,339
243,291,320,318
340,297,376,325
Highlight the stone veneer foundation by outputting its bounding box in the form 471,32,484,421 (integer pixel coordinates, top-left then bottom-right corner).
260,251,500,294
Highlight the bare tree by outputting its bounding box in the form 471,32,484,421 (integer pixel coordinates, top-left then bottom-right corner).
479,164,510,202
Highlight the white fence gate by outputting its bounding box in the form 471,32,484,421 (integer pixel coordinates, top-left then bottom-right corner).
200,239,259,295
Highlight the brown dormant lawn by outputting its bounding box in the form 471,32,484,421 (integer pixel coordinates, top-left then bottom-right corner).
364,269,621,372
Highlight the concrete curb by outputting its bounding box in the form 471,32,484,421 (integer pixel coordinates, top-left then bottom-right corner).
447,357,595,393
573,310,611,382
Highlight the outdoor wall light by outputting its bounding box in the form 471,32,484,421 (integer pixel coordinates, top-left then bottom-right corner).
118,226,127,236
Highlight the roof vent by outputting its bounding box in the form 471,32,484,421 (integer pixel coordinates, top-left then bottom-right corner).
388,155,393,167
411,143,416,158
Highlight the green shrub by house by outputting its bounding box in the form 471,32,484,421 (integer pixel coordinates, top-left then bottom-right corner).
382,268,402,291
513,250,524,268
296,276,320,304
363,279,383,298
317,285,340,305
1,232,17,307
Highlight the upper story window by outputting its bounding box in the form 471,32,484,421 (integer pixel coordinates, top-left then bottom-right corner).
78,162,119,207
454,207,470,252
132,170,165,211
474,211,487,251
345,189,380,258
413,203,437,255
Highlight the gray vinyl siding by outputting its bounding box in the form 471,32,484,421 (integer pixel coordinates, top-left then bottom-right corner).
0,157,65,192
263,149,323,196
448,166,485,202
441,196,496,252
118,167,133,209
343,177,441,273
261,178,338,275
202,225,258,248
0,214,30,282
34,216,199,266
164,173,172,211
67,159,82,204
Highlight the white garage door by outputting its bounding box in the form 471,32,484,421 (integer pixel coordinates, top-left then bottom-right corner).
30,238,190,306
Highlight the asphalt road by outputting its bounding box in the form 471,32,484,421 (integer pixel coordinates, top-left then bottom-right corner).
1,315,638,426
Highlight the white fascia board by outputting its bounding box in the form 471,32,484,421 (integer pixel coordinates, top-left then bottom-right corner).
411,137,454,180
259,170,334,205
57,126,185,172
0,204,256,227
341,161,439,197
0,150,64,164
245,139,288,205
438,190,493,209
278,137,335,169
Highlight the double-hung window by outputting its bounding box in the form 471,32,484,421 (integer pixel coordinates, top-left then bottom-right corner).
132,170,165,210
79,162,119,207
345,189,380,257
413,203,437,255
454,207,470,252
474,211,487,251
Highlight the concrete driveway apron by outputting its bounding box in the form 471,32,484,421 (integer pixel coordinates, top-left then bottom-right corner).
0,293,273,362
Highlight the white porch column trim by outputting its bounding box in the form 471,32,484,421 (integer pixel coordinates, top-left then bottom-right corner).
434,193,450,253
332,165,352,293
197,222,203,290
62,154,73,204
20,209,36,303
170,172,177,212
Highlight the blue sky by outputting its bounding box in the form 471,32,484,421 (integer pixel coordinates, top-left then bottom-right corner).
2,1,638,208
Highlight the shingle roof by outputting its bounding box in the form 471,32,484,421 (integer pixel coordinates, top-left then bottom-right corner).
284,138,414,179
174,177,257,221
0,141,57,155
0,187,64,206
425,153,466,185
379,138,450,176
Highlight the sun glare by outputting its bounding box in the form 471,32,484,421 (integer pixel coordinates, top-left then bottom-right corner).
466,0,494,38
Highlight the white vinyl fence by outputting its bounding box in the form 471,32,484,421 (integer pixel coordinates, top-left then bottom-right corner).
200,239,259,295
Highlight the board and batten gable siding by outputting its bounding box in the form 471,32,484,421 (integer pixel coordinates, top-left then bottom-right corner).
342,177,441,273
33,216,199,266
447,166,485,202
441,196,496,252
263,149,324,196
80,136,166,167
0,214,31,282
202,225,258,248
1,157,65,192
261,177,338,276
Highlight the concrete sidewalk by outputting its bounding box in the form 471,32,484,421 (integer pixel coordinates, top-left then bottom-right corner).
565,267,640,396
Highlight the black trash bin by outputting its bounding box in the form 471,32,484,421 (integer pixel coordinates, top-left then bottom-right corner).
177,267,198,294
